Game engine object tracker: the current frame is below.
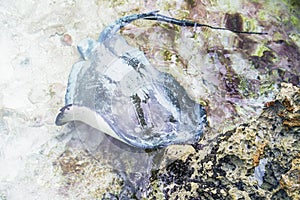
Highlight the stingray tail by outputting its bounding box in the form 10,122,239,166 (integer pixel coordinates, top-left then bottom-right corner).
143,13,267,35
98,10,160,43
98,11,267,43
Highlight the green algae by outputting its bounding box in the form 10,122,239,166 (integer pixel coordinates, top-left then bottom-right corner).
290,33,300,47
252,44,271,57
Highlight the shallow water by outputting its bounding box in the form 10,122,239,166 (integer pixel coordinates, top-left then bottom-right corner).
0,0,299,199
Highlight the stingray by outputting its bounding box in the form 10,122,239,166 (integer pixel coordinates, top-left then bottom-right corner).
55,11,266,149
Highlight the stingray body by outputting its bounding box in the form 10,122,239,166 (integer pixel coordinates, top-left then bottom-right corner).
57,11,264,148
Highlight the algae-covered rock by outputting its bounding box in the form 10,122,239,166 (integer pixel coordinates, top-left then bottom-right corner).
148,83,299,199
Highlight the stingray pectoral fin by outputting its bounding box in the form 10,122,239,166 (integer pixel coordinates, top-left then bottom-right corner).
56,104,132,146
55,104,74,126
75,106,131,146
65,61,87,105
77,38,98,60
55,111,68,126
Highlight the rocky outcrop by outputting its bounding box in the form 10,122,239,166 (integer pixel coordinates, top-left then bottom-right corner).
148,83,299,199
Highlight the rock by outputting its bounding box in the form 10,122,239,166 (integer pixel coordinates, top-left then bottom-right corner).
280,154,300,199
147,83,300,199
159,145,196,170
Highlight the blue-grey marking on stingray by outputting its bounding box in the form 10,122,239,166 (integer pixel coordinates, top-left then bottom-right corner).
65,61,85,105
